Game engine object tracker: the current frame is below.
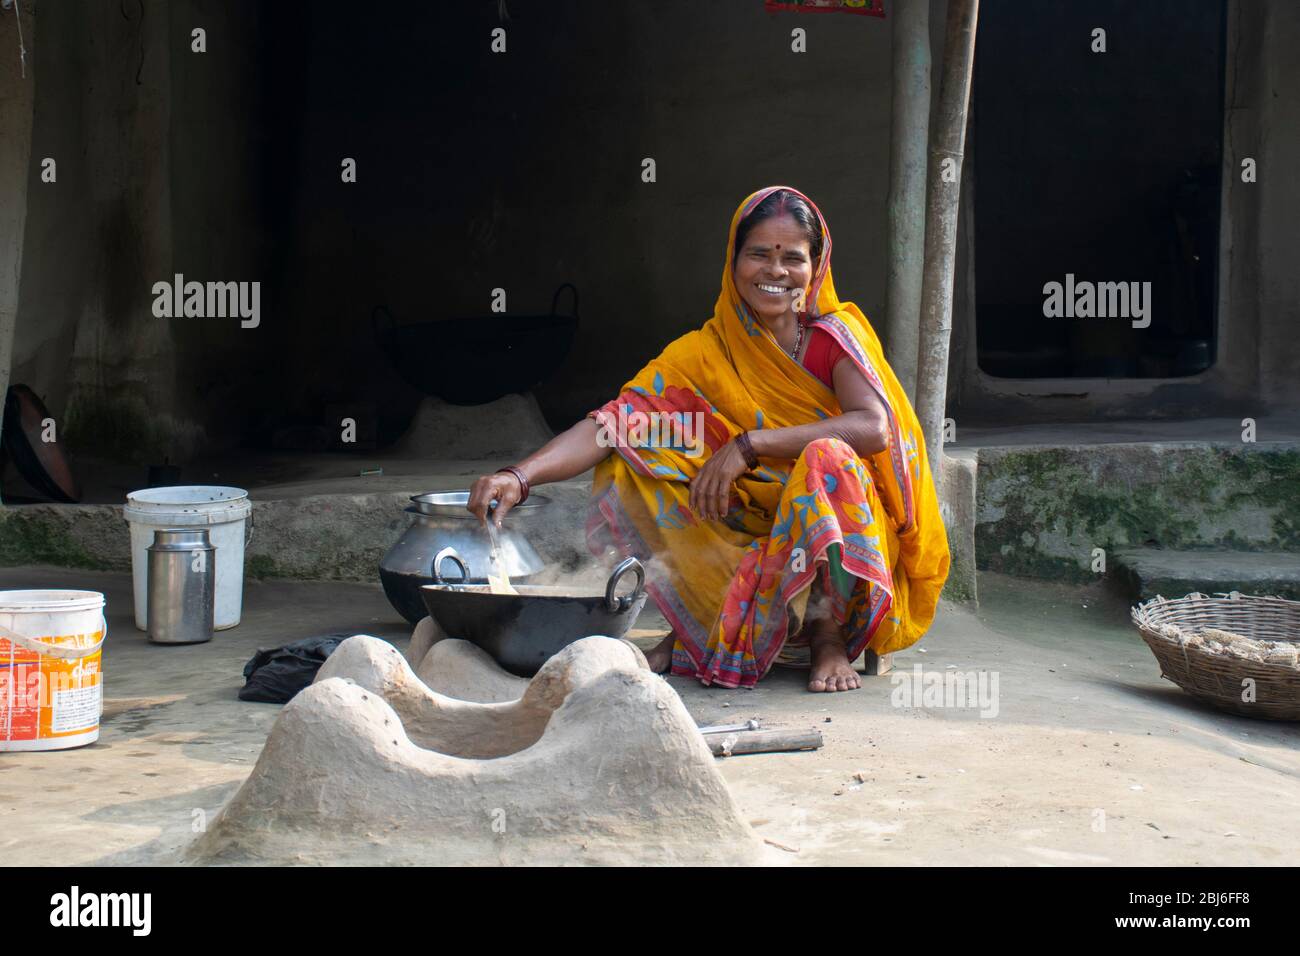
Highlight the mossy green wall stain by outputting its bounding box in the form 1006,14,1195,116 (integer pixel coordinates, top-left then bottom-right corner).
5,444,1294,590
244,553,281,579
0,511,116,570
940,573,976,603
65,395,165,462
245,548,385,581
62,392,204,464
1216,449,1300,548
976,445,1300,581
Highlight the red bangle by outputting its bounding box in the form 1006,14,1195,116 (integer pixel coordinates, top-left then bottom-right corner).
734,431,759,470
496,465,530,503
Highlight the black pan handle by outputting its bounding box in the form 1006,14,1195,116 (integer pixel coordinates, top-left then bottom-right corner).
550,283,579,324
604,556,645,613
432,547,471,584
371,305,400,350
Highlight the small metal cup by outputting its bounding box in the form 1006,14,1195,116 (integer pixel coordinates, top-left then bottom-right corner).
147,528,216,645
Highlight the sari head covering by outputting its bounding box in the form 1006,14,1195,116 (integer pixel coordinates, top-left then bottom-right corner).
586,185,949,688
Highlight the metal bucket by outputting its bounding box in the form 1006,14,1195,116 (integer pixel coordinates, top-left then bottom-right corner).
146,528,215,645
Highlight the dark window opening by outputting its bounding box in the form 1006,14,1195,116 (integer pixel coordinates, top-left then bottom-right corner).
973,0,1226,379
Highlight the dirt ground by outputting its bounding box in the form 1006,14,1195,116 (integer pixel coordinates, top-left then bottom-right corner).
1,565,1296,866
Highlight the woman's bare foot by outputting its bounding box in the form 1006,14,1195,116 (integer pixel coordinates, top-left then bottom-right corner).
645,632,678,674
808,631,861,692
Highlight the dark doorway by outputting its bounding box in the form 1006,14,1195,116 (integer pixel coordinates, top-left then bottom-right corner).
973,0,1226,379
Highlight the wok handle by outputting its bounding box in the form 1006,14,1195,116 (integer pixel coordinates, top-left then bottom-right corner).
550,283,579,324
432,547,471,584
605,556,645,613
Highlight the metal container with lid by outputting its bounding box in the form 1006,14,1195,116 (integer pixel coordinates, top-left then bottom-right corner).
146,528,215,645
379,490,550,625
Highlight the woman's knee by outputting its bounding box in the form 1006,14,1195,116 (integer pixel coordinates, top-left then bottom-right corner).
801,436,852,461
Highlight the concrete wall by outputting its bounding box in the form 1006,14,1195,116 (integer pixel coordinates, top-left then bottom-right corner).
260,1,907,435
977,443,1300,580
165,1,280,452
0,0,36,455
6,0,272,466
3,0,917,461
0,0,1296,472
950,0,1300,425
1251,0,1300,408
10,0,183,462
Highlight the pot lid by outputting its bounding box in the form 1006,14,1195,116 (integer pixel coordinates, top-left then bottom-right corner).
147,528,214,550
410,490,549,517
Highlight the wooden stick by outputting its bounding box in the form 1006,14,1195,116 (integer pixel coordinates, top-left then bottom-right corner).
915,0,980,473
884,0,932,400
862,649,893,676
705,728,823,757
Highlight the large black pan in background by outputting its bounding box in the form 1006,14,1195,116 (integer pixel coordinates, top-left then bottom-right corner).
373,283,579,406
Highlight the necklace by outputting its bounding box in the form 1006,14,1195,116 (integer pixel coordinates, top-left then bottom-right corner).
784,318,805,360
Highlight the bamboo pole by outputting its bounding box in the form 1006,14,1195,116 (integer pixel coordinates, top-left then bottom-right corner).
915,0,979,473
883,0,931,401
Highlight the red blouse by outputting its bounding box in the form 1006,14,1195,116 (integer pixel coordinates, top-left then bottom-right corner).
800,325,849,389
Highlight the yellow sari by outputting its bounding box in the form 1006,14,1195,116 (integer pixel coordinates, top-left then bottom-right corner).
586,186,949,687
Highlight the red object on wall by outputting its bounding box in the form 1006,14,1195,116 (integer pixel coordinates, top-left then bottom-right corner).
1,384,82,503
765,0,886,17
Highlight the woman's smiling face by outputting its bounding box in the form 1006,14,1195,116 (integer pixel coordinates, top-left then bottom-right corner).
733,213,814,325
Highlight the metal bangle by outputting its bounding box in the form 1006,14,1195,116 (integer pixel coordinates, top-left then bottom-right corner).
496,465,530,503
734,432,759,470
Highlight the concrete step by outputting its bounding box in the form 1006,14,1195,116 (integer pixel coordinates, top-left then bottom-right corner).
0,475,598,585
1111,548,1300,601
976,442,1300,582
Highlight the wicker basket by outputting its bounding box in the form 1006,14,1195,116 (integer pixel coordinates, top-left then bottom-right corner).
1131,592,1300,720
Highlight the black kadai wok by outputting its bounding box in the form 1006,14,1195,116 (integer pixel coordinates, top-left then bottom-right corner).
420,550,647,677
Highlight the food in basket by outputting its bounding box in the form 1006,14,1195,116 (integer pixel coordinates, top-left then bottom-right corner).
1193,627,1300,667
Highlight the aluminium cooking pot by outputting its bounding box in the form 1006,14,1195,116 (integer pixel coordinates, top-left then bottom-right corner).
379,490,549,624
420,550,647,677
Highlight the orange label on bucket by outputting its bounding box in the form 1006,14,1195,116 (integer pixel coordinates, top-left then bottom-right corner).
0,631,103,743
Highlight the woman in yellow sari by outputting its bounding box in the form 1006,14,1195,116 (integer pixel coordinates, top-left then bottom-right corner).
469,186,949,691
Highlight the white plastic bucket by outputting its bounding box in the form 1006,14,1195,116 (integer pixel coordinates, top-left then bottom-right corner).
0,590,106,752
124,486,252,631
